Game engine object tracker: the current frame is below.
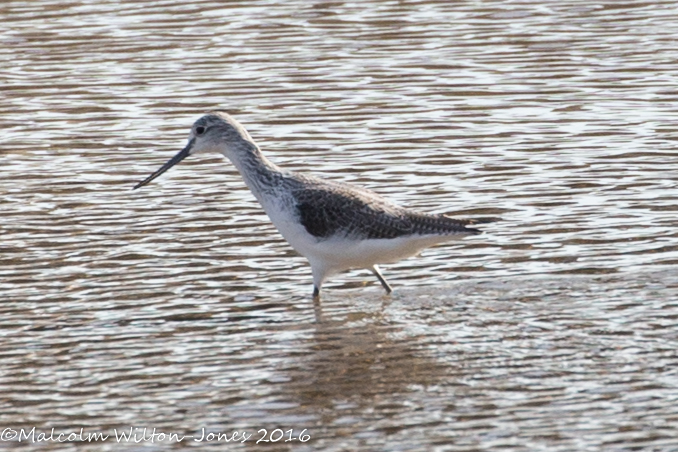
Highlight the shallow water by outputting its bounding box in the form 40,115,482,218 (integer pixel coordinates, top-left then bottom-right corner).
1,0,678,450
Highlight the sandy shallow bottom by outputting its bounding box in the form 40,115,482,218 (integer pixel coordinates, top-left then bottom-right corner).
2,270,676,451
2,0,678,450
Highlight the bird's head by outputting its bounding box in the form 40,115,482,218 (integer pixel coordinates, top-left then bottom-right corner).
133,111,255,190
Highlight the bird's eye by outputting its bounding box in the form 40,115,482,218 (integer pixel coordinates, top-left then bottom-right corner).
195,126,206,135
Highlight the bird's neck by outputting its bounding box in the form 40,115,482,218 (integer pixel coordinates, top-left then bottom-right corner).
221,141,283,201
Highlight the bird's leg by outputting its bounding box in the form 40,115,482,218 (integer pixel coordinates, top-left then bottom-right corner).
371,265,393,294
310,262,330,300
313,293,324,323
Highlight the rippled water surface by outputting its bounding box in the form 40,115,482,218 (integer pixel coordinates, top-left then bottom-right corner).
2,0,678,450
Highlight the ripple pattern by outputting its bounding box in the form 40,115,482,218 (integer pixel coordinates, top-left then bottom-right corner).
1,1,678,451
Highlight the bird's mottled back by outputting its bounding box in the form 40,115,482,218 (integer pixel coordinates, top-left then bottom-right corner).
286,173,483,240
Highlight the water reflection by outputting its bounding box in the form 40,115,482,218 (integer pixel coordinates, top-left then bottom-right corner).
293,312,444,410
2,0,678,450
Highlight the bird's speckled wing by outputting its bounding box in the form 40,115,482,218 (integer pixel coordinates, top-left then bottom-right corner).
288,174,482,240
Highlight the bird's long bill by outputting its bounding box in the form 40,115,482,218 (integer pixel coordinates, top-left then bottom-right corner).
133,139,194,190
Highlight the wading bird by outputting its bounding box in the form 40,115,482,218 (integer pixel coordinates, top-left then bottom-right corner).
134,112,492,298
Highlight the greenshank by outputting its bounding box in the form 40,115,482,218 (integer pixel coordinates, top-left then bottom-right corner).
134,112,492,298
